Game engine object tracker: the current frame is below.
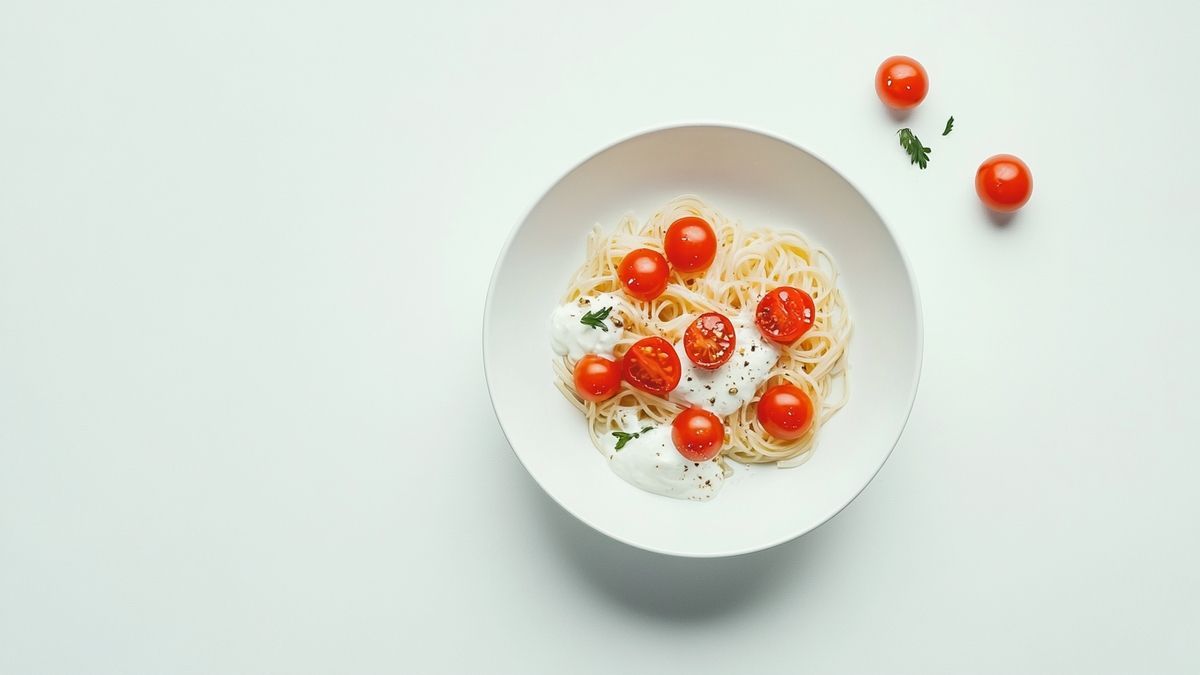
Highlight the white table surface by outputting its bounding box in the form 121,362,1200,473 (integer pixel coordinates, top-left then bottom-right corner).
2,1,1198,673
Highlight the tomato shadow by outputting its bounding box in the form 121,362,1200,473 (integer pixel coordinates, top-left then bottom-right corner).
884,106,913,124
981,203,1018,228
526,482,820,623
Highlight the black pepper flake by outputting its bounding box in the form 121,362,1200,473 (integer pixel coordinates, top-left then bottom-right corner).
705,480,711,486
708,397,716,405
686,377,693,382
743,361,749,367
694,463,699,467
751,346,756,352
704,384,711,390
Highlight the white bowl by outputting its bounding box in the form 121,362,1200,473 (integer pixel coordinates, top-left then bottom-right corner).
484,124,922,557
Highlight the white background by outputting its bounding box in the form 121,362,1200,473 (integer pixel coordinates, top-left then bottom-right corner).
2,1,1197,673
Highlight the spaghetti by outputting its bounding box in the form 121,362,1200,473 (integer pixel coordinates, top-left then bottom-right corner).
553,195,850,468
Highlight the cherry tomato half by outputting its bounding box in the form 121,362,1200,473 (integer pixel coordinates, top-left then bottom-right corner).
975,154,1033,213
683,312,736,370
756,384,814,440
875,55,928,110
620,336,682,396
617,248,669,301
664,216,717,273
671,407,725,461
572,355,621,402
755,286,815,344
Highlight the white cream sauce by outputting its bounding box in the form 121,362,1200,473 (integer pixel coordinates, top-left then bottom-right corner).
672,313,781,416
549,293,626,360
605,411,724,501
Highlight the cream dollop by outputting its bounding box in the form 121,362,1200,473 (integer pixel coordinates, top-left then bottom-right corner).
604,411,724,501
549,293,626,361
672,313,781,416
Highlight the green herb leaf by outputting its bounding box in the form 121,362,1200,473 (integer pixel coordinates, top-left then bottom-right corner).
897,128,932,169
612,426,654,450
580,305,613,332
942,116,954,136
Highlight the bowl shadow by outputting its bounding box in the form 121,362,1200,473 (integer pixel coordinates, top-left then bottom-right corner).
525,480,819,622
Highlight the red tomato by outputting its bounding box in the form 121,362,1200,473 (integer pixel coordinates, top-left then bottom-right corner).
755,286,815,344
671,407,725,461
617,248,669,301
572,355,621,402
664,217,717,273
683,312,736,370
975,154,1033,213
756,384,814,440
875,56,928,110
620,336,682,396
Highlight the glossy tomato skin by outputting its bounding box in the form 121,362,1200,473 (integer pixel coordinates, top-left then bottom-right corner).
671,408,725,461
875,55,928,110
756,384,815,440
683,312,736,370
620,336,682,396
617,248,669,301
755,286,816,344
664,217,717,273
975,154,1033,212
572,355,621,402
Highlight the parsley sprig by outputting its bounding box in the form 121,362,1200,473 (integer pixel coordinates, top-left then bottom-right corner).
897,128,932,169
612,426,653,450
580,306,612,331
942,116,954,136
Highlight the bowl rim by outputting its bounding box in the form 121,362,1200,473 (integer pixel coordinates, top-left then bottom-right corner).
481,121,925,558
